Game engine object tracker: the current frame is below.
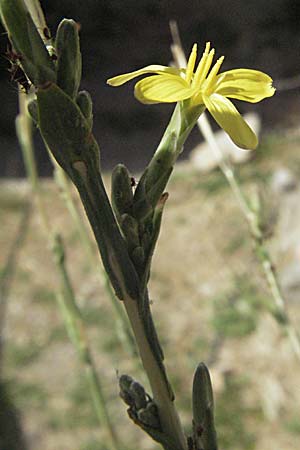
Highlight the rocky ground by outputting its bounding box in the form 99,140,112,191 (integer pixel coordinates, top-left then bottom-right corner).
0,128,300,450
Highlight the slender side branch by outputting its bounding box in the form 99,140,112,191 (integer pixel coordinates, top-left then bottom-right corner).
196,116,300,361
53,235,120,450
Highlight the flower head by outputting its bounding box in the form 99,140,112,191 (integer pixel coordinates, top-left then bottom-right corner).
107,43,275,150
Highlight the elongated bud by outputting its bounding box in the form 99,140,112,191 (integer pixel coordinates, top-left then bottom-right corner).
119,214,140,252
132,170,153,221
55,18,82,99
0,0,56,85
139,193,168,285
137,402,160,430
192,363,218,450
132,167,171,222
131,246,145,269
111,164,134,219
76,90,93,130
129,381,148,410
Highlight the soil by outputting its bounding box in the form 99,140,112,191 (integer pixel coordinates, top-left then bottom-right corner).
1,130,300,450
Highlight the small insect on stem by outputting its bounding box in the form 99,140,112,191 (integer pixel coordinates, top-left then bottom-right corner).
5,46,31,94
11,66,31,93
43,27,51,40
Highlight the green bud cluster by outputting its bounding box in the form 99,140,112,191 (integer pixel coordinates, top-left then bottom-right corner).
119,374,180,450
111,164,168,291
119,374,161,431
110,163,171,383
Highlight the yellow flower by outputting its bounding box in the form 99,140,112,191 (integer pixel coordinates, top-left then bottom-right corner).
107,42,275,150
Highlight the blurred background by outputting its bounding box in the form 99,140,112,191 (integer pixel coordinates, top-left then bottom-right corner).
1,2,300,450
0,0,300,176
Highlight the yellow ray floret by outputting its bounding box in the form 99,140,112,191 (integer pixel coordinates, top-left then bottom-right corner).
107,43,275,150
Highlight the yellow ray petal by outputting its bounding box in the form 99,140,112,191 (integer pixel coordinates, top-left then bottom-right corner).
214,69,275,103
203,93,258,149
107,65,181,86
134,74,196,104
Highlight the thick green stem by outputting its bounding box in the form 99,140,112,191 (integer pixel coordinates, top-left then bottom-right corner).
70,159,140,301
118,104,207,450
123,294,187,450
23,0,47,33
54,167,139,360
71,158,187,448
143,102,204,205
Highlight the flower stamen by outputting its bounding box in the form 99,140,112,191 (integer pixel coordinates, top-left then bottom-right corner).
193,44,214,88
204,55,225,92
185,43,197,84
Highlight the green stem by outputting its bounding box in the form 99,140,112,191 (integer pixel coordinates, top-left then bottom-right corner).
23,0,47,34
69,159,140,301
53,167,139,360
0,201,31,369
66,105,199,449
120,104,206,450
123,293,187,450
16,114,37,189
70,157,187,448
143,102,204,204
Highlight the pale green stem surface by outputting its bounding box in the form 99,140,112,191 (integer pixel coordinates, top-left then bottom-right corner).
23,0,47,34
123,294,187,450
71,157,188,450
122,103,206,450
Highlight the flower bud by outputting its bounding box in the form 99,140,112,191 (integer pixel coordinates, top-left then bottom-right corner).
55,19,82,99
76,90,93,130
111,164,134,219
192,363,218,450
